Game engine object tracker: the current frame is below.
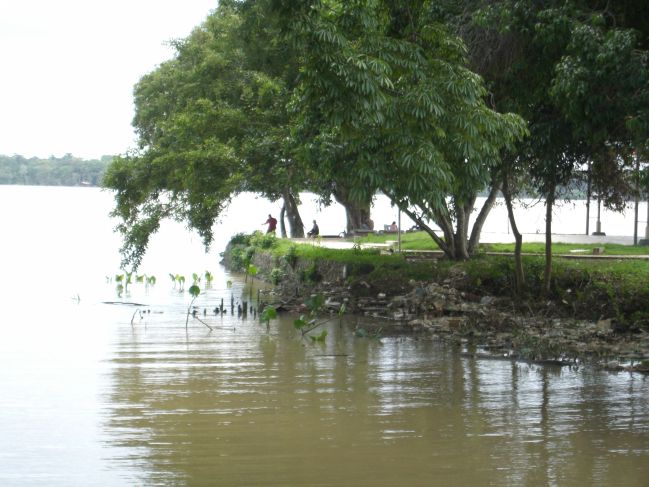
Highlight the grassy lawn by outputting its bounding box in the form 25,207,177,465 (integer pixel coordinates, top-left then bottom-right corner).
268,233,649,287
350,231,649,255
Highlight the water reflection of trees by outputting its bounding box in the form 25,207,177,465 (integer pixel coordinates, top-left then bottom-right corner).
457,358,648,486
101,308,649,486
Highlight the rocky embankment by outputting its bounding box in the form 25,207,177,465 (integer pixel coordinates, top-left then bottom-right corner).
226,247,649,373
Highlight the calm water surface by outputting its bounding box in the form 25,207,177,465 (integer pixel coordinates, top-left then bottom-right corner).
0,186,647,486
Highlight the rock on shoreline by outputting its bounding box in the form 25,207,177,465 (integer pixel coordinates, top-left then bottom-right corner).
224,245,649,374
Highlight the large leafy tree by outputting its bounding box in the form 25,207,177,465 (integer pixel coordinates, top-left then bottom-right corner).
104,4,309,268
461,0,649,291
272,0,526,259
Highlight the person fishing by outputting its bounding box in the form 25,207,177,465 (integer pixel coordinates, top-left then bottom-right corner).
307,219,319,238
263,214,277,234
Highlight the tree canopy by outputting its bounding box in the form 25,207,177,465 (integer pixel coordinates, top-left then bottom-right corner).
104,0,648,275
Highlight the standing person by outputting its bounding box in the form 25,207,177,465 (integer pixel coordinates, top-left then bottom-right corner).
263,214,277,234
307,219,319,238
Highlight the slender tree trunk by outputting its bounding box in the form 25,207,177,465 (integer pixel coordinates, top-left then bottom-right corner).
282,190,304,237
502,175,525,293
544,184,555,294
399,205,453,257
279,204,287,238
468,180,502,254
431,206,456,257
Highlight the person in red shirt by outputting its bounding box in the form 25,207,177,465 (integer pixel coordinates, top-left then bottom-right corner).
263,214,277,234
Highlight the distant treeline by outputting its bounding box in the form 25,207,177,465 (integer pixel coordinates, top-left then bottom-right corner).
0,154,113,187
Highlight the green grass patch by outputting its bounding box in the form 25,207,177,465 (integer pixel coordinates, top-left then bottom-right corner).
353,231,440,250
354,231,649,255
482,241,649,256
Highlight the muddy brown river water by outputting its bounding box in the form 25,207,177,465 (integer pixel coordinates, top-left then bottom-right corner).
0,186,647,485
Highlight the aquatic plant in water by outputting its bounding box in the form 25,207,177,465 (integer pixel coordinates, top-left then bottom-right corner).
260,306,277,331
292,293,337,342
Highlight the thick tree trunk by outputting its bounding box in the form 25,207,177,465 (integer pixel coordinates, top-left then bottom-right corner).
333,187,372,233
502,175,525,293
453,204,470,260
279,204,287,238
282,190,304,237
544,184,555,294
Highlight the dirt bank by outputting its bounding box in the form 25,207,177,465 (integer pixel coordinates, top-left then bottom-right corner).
223,244,649,373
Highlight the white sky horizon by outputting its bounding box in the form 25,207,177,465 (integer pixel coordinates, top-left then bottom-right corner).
0,0,217,160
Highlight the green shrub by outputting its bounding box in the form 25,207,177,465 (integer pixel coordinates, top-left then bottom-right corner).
284,244,298,269
270,268,283,285
229,232,252,246
250,231,277,249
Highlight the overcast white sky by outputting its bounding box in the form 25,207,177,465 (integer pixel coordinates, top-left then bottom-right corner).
0,0,217,159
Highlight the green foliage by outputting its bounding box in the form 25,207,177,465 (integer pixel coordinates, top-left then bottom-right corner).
188,284,200,298
293,316,310,331
229,233,252,246
283,244,298,269
114,271,133,297
291,293,329,341
103,3,307,269
229,246,248,271
309,330,327,343
168,274,186,291
249,231,277,250
270,268,283,285
279,0,527,258
260,306,277,328
299,261,322,284
305,293,325,313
